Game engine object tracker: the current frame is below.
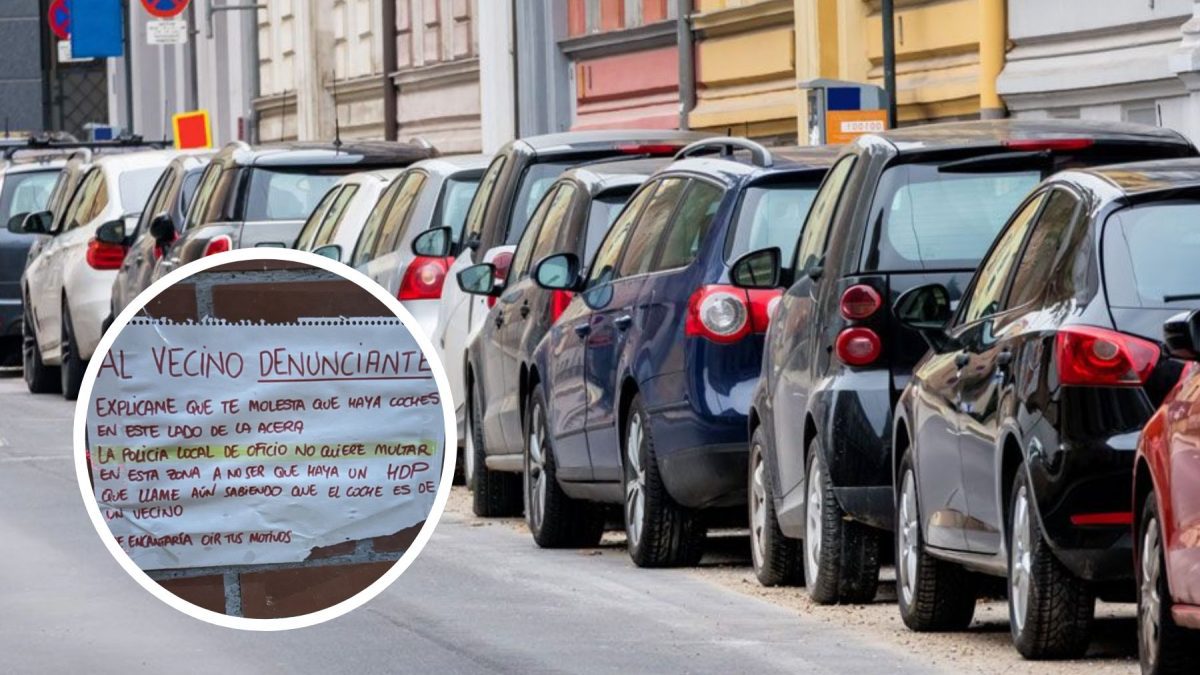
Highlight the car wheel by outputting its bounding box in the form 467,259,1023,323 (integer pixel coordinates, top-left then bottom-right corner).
22,300,60,394
1007,467,1094,659
1138,493,1200,674
60,302,85,401
749,426,803,586
462,383,477,488
623,394,705,567
524,388,604,548
896,451,977,630
469,378,522,518
803,440,881,604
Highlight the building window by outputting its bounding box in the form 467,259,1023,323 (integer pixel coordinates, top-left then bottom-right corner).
1124,103,1160,127
569,0,671,36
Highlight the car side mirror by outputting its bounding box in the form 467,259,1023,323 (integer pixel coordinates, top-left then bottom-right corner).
730,247,781,289
6,212,29,234
533,253,582,292
149,214,175,246
894,283,955,352
15,210,52,235
1164,310,1200,361
95,219,127,245
312,244,342,261
413,226,452,258
457,263,499,296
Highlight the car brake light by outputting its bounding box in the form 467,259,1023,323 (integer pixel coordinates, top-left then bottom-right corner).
203,235,232,257
616,143,684,156
86,239,126,270
487,251,515,309
1003,138,1094,152
835,327,882,366
746,288,783,333
398,256,452,301
687,286,749,344
1056,325,1160,387
1070,512,1132,526
550,290,574,324
840,284,883,320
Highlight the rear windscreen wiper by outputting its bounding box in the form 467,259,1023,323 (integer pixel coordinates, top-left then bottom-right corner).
938,150,1052,174
1164,293,1200,303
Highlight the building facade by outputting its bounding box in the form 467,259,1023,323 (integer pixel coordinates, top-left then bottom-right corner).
0,1,47,135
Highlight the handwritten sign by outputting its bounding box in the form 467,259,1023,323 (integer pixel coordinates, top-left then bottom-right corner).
86,318,445,570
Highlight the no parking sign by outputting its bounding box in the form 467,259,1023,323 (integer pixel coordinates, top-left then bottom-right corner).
48,0,69,40
140,0,191,19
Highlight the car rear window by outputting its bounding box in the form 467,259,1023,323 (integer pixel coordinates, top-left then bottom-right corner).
584,190,634,265
0,170,58,223
244,169,343,221
726,182,820,262
868,162,1040,271
1103,200,1200,308
119,167,167,212
506,161,577,244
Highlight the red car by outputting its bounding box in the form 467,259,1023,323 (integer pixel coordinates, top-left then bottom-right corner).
1134,309,1200,675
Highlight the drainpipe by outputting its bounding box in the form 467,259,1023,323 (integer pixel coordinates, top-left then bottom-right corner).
676,0,694,130
978,0,1007,119
243,5,261,143
881,0,897,128
382,0,397,141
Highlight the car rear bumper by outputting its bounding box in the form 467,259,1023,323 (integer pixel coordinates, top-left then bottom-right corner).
656,441,747,510
0,298,20,336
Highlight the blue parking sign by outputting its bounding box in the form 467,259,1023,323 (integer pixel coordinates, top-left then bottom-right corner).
69,0,124,59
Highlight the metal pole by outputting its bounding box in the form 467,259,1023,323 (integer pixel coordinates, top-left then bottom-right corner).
881,0,897,128
243,3,260,143
123,0,135,135
186,2,201,110
676,0,694,130
382,0,397,141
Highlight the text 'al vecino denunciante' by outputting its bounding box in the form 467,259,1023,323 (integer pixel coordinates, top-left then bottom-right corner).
97,344,434,382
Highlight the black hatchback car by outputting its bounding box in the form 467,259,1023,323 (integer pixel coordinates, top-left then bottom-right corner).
892,159,1200,659
730,120,1196,600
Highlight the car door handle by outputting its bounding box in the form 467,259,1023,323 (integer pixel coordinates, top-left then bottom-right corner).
614,314,633,331
955,352,970,369
996,350,1013,369
573,322,591,338
519,302,530,318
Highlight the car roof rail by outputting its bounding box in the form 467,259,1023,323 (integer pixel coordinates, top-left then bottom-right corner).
3,135,167,161
674,137,774,168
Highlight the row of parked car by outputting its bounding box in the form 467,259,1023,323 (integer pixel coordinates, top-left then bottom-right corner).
1,120,1197,672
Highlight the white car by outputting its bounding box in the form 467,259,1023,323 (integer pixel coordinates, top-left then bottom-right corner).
20,150,173,398
293,168,400,264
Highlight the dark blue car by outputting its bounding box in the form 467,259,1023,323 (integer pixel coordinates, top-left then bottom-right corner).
529,139,833,566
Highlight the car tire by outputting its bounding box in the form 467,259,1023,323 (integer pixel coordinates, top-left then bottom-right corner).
22,300,60,394
462,384,477,489
896,451,977,631
524,388,604,548
749,426,804,586
469,378,522,518
623,394,706,568
803,440,881,605
1138,493,1200,674
1007,467,1094,659
60,302,85,401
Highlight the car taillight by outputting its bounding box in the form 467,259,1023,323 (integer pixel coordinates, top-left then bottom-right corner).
835,327,882,366
747,288,783,333
840,284,883,320
1002,138,1094,152
487,251,514,309
1069,512,1133,527
686,285,779,344
1055,325,1160,387
86,239,126,270
203,235,232,257
398,256,451,301
550,290,573,324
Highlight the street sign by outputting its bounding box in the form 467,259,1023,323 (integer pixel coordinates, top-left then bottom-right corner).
824,110,889,145
48,0,70,40
140,0,191,19
147,20,188,45
57,39,92,63
69,0,124,59
172,110,212,149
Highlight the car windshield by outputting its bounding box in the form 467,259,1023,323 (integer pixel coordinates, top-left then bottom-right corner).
506,161,577,244
119,167,166,212
244,168,343,221
1104,200,1200,308
584,190,634,265
726,182,820,262
0,169,58,223
868,162,1041,271
437,174,481,243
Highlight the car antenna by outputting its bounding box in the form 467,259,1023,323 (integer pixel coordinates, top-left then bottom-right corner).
331,68,342,153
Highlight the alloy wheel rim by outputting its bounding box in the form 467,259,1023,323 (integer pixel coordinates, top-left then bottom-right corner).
1140,516,1163,669
1010,485,1033,634
526,402,547,532
464,390,477,484
898,469,919,607
805,460,823,580
749,447,767,568
624,412,645,547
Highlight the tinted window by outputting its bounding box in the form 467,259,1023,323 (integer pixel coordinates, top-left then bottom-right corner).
958,193,1046,324
314,185,359,248
373,173,426,256
583,190,633,265
727,182,819,262
529,184,576,274
586,183,655,290
350,178,404,267
184,164,222,230
510,186,559,280
506,161,576,244
1006,190,1080,309
244,169,341,221
655,181,723,271
795,155,855,272
63,169,104,231
119,167,166,212
1104,200,1200,308
294,186,341,250
617,178,686,277
462,156,505,244
437,174,482,243
0,170,57,223
180,170,202,215
871,163,1040,271
132,169,177,237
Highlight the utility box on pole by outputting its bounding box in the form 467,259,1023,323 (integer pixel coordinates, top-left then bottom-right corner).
798,79,890,146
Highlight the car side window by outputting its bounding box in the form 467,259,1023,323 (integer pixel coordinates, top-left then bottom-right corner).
184,164,222,231
617,177,687,278
295,186,341,250
374,173,427,256
653,180,724,271
528,184,576,276
314,185,359,247
511,185,559,280
1005,190,1081,310
351,177,405,267
958,192,1047,325
462,156,506,246
63,169,102,231
87,172,110,223
586,181,656,290
133,169,175,237
794,155,856,273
